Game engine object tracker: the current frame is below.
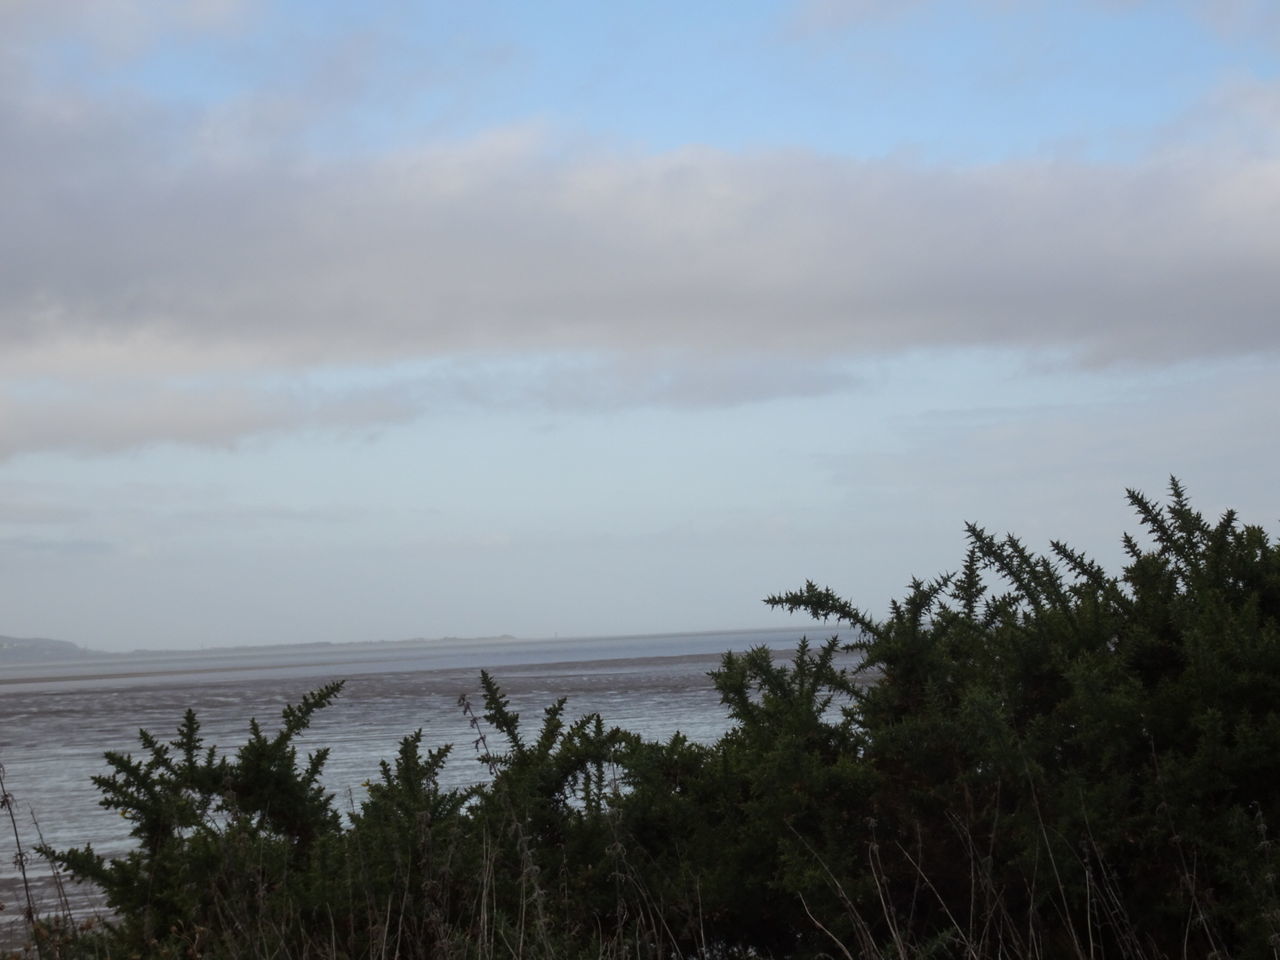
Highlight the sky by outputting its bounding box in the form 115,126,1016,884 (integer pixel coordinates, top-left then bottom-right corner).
2,0,1278,652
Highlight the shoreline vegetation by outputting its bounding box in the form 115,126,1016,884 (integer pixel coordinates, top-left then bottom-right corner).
4,479,1280,958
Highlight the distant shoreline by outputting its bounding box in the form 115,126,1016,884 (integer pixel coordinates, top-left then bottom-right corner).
0,626,830,694
0,649,737,689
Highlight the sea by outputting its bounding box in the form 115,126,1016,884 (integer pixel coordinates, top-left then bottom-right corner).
0,626,838,945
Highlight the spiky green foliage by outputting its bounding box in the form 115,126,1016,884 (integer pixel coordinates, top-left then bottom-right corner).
40,681,346,954
767,478,1280,956
29,480,1280,959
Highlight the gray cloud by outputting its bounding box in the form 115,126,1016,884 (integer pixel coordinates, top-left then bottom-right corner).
789,0,1280,36
3,53,1279,455
0,501,90,525
544,354,860,411
0,352,858,458
167,503,369,528
0,0,250,60
0,535,114,556
1197,0,1280,38
1159,79,1280,157
5,106,1277,366
0,376,421,459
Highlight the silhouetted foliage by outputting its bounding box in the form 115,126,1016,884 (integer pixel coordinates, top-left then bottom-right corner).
29,479,1280,958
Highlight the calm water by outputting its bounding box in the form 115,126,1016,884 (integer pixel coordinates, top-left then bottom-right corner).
0,627,834,942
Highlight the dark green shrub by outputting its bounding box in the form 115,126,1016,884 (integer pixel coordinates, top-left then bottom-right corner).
769,479,1280,956
33,479,1280,958
42,682,346,955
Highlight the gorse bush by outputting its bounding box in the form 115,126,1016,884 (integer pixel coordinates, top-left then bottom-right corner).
763,479,1280,957
47,681,347,955
21,479,1280,958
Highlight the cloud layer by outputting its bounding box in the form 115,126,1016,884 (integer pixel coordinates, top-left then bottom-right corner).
3,2,1279,456
7,98,1279,369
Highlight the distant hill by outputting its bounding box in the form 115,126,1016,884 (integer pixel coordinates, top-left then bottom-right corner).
0,635,94,663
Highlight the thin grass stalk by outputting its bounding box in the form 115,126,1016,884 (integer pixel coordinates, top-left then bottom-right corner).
868,830,912,960
798,891,855,960
0,764,39,951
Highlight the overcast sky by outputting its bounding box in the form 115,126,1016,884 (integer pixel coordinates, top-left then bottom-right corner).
2,0,1278,652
